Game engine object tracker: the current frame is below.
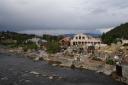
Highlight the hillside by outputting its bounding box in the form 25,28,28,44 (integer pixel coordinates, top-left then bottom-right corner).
0,31,36,41
101,23,128,44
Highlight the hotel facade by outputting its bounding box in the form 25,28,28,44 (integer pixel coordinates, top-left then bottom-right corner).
70,33,102,47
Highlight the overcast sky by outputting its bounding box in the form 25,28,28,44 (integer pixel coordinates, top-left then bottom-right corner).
0,0,128,35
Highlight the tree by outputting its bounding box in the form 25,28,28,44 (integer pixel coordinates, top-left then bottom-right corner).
101,23,128,44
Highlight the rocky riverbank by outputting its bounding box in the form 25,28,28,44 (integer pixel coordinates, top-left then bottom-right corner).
0,45,127,85
0,50,126,85
0,46,119,75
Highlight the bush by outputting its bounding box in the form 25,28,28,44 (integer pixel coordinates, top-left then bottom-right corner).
106,59,116,65
47,41,61,53
27,43,38,50
22,42,38,52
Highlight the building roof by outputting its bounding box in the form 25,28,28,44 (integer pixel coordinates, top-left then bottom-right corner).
60,37,71,42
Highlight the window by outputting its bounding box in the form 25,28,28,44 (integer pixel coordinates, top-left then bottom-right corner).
73,42,76,45
78,42,81,44
98,42,101,44
94,42,97,45
76,42,77,45
82,37,85,39
82,42,84,45
79,36,81,39
76,37,78,39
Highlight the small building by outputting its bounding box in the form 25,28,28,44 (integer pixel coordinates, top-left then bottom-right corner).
0,36,5,40
122,39,128,45
70,33,102,47
26,37,47,48
59,37,71,47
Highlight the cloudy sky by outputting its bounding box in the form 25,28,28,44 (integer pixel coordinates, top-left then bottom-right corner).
0,0,128,35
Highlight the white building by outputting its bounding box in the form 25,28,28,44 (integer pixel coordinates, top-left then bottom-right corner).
70,33,102,47
122,39,128,45
26,37,47,47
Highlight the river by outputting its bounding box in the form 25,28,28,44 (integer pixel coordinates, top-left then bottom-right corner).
0,52,126,85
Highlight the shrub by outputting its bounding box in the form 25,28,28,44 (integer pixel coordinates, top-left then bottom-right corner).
106,59,116,65
47,41,61,54
22,42,38,52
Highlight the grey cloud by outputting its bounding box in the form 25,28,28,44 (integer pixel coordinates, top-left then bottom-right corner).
91,8,107,14
0,0,128,34
16,0,29,5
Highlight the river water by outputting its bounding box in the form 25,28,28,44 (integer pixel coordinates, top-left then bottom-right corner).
0,52,126,85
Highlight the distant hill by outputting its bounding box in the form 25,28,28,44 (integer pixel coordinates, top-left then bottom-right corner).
86,33,101,38
0,31,36,40
101,23,128,44
62,33,101,38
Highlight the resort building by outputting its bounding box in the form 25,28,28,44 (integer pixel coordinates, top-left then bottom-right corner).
70,33,102,47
